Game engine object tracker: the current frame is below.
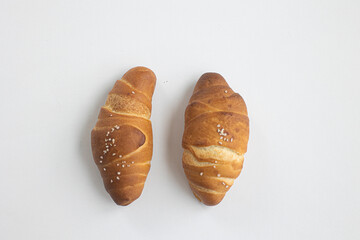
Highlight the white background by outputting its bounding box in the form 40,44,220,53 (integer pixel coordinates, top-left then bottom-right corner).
0,0,359,239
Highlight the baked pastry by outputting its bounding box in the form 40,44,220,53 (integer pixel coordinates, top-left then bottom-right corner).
182,73,249,206
91,66,156,205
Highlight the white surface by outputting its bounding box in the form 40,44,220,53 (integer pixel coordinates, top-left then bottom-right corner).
0,0,359,239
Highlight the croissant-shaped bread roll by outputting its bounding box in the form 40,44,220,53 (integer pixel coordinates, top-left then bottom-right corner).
91,66,156,206
182,73,249,206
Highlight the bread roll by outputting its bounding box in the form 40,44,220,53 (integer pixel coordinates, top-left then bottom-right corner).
182,73,249,206
91,66,156,205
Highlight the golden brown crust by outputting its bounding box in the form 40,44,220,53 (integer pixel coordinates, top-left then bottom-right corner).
182,73,249,206
91,66,156,206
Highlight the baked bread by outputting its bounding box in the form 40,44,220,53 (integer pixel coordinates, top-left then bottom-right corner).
91,66,156,205
182,73,249,206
